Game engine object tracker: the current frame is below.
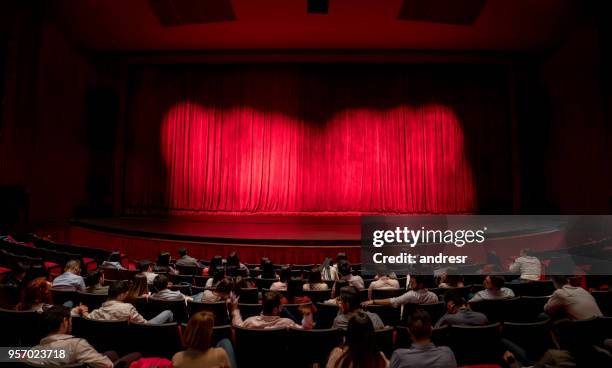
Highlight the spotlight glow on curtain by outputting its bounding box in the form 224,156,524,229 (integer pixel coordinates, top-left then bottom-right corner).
124,66,512,214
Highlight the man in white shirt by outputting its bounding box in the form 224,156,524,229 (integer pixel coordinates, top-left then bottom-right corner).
509,248,541,281
362,276,439,308
231,291,313,329
469,275,515,303
544,275,603,320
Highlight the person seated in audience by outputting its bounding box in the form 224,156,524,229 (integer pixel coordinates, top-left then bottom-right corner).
322,280,349,305
543,275,602,320
469,274,515,302
175,247,202,268
338,259,365,289
151,274,192,301
509,248,542,281
259,258,278,279
230,291,313,329
334,286,384,330
362,276,438,308
194,277,233,303
281,278,313,305
320,256,337,281
204,255,223,276
85,269,108,295
138,260,157,284
172,311,236,368
435,291,488,327
124,273,150,303
85,280,173,324
17,277,89,316
326,311,388,368
153,251,176,274
389,310,457,368
26,305,114,368
436,271,464,289
101,251,125,270
205,266,226,288
270,266,291,291
368,272,400,299
225,251,250,277
52,259,86,291
303,266,329,291
234,275,255,290
505,318,612,368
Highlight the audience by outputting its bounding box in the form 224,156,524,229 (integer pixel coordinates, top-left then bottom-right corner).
26,306,116,368
16,277,53,312
194,277,233,303
326,311,388,368
363,276,438,308
234,275,255,291
231,291,313,329
85,269,108,295
153,251,176,274
204,255,223,276
124,274,150,303
303,266,329,291
320,256,337,281
175,247,202,268
509,248,542,281
151,274,191,301
52,260,86,291
369,272,400,299
435,291,488,327
436,272,464,289
259,258,278,279
138,260,157,284
101,251,125,270
543,275,603,320
225,251,250,277
334,286,384,330
85,280,173,324
389,310,457,368
270,266,291,291
281,278,314,305
338,260,364,289
469,275,515,302
172,311,235,368
205,266,226,288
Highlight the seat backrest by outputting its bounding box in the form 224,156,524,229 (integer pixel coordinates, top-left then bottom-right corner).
417,302,446,325
71,316,129,354
50,287,78,306
521,280,555,297
193,275,210,287
372,288,404,300
237,303,262,320
0,308,41,346
288,327,343,367
175,264,199,276
170,284,192,296
127,321,182,358
449,323,502,366
254,278,277,290
234,326,287,368
591,290,611,317
302,289,332,304
211,324,233,346
281,302,312,322
374,326,395,358
502,319,553,362
168,273,194,285
187,300,229,325
364,305,400,327
236,287,259,304
315,302,340,329
469,299,507,323
148,297,189,323
76,291,108,310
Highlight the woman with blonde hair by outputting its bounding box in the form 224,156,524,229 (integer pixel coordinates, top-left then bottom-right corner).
172,311,236,368
125,274,150,304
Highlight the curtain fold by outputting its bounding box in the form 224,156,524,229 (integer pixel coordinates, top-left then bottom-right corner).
124,65,512,214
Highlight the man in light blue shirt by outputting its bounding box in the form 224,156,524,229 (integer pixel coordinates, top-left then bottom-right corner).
52,260,86,291
390,310,457,368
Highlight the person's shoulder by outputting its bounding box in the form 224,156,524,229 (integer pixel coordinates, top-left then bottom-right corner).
171,351,184,366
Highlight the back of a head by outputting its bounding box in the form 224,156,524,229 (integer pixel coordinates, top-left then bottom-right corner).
64,259,81,273
108,251,121,263
332,280,349,298
286,277,303,301
85,270,103,287
212,266,226,283
21,277,51,308
336,252,348,264
337,259,352,277
490,275,505,289
41,305,71,336
210,255,223,269
339,286,361,311
408,310,433,341
178,247,187,257
521,248,532,257
279,266,292,283
226,251,239,267
308,267,322,284
157,252,170,267
108,280,130,300
341,312,386,368
215,277,234,295
153,274,169,292
551,275,568,288
261,259,276,279
262,291,281,315
129,274,149,296
182,311,214,351
444,290,466,308
138,260,153,272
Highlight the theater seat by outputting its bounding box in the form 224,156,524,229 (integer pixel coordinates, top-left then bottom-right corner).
236,287,259,304
502,319,553,362
302,289,332,303
127,321,182,358
315,302,339,329
364,304,400,327
77,291,108,310
235,326,287,368
371,288,404,300
0,308,41,346
237,303,262,319
449,323,503,366
187,300,229,325
71,316,128,354
374,326,395,358
288,327,343,367
50,287,78,306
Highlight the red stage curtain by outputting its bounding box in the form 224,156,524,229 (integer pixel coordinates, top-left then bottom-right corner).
124,65,512,214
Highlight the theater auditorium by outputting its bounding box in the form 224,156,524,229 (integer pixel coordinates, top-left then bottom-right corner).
0,1,611,367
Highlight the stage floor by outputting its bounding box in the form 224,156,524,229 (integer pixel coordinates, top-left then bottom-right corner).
71,215,362,245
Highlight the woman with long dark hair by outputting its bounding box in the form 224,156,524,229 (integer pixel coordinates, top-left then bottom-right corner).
125,274,150,303
326,311,388,368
